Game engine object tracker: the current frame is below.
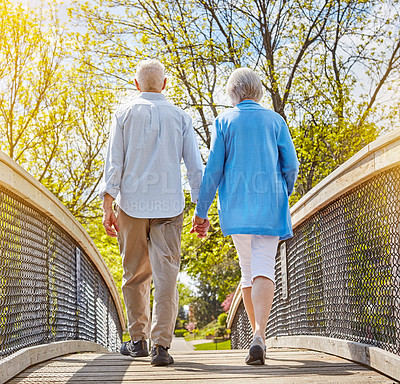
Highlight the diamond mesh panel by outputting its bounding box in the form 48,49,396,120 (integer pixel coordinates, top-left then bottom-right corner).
0,186,122,359
231,166,400,355
77,252,97,342
96,278,109,347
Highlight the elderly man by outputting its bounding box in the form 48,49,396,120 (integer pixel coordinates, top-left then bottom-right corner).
100,59,203,366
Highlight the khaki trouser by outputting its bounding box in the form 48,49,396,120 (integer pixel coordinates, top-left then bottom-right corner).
116,207,183,348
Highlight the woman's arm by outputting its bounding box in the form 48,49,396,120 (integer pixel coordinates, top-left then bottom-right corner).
194,119,226,219
277,119,299,196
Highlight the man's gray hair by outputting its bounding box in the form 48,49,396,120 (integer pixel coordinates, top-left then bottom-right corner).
135,59,166,92
226,68,263,105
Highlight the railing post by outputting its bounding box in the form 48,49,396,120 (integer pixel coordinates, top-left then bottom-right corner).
75,247,82,340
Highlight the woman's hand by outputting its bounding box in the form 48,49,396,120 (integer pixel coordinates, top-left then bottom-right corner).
190,215,210,238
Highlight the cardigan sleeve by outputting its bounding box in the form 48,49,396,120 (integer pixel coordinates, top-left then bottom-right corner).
277,118,299,196
182,114,204,203
194,119,225,219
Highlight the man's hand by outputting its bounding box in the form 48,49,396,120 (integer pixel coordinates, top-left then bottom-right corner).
103,209,119,237
102,194,119,237
190,215,210,238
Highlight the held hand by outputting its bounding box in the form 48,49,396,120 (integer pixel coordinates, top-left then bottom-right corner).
195,219,210,238
190,215,210,238
102,209,119,237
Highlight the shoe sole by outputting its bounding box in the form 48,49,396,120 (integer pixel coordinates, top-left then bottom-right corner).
245,345,265,365
130,351,149,358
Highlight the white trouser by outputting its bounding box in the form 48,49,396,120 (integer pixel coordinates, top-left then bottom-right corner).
232,234,279,287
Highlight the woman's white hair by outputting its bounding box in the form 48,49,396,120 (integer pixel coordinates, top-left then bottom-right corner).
135,59,165,92
226,68,263,105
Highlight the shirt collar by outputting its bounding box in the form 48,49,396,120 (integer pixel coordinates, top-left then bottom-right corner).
138,92,167,101
237,100,259,105
235,100,263,110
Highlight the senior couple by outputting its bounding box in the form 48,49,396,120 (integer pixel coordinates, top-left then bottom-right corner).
100,59,299,366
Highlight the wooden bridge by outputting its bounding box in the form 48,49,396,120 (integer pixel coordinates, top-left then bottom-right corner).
1,132,400,384
4,339,396,383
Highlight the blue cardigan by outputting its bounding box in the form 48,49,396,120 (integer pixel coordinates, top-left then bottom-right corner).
194,100,299,240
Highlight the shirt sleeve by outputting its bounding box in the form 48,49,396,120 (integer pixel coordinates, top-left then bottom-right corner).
182,115,204,203
277,117,299,196
194,118,225,219
98,113,124,200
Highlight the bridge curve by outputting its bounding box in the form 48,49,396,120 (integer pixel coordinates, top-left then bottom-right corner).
227,129,400,381
0,151,125,383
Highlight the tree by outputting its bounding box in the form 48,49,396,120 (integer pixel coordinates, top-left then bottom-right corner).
71,0,400,198
190,280,223,328
0,1,123,295
0,0,63,161
0,0,119,222
31,66,117,222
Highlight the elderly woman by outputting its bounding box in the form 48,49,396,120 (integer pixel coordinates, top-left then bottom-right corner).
191,68,299,365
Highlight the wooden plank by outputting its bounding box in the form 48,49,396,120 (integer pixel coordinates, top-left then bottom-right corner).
266,335,400,381
6,349,395,384
0,341,108,384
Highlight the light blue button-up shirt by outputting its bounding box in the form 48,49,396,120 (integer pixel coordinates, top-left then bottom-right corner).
195,100,299,239
99,92,203,218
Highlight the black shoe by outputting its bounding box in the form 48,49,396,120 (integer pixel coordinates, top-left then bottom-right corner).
120,340,149,357
245,336,266,365
150,345,174,366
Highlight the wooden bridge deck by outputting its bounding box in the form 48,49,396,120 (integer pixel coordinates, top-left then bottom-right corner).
6,344,396,384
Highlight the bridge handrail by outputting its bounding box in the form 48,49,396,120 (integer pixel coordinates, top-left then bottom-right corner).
0,151,126,375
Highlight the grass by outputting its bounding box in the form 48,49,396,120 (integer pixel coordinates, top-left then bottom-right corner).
194,339,231,350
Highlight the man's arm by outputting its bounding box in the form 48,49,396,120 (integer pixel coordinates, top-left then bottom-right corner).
99,112,124,237
99,113,124,201
102,193,119,237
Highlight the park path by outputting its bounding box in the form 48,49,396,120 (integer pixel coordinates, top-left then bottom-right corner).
170,337,196,352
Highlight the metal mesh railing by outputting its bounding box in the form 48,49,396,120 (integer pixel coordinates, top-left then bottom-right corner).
0,185,123,359
231,166,400,356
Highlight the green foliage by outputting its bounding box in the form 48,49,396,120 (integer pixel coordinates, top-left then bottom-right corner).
177,280,194,306
218,313,228,327
0,0,118,222
184,320,217,340
0,0,64,162
181,193,241,303
174,329,187,337
83,215,124,303
71,0,400,201
180,192,240,326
